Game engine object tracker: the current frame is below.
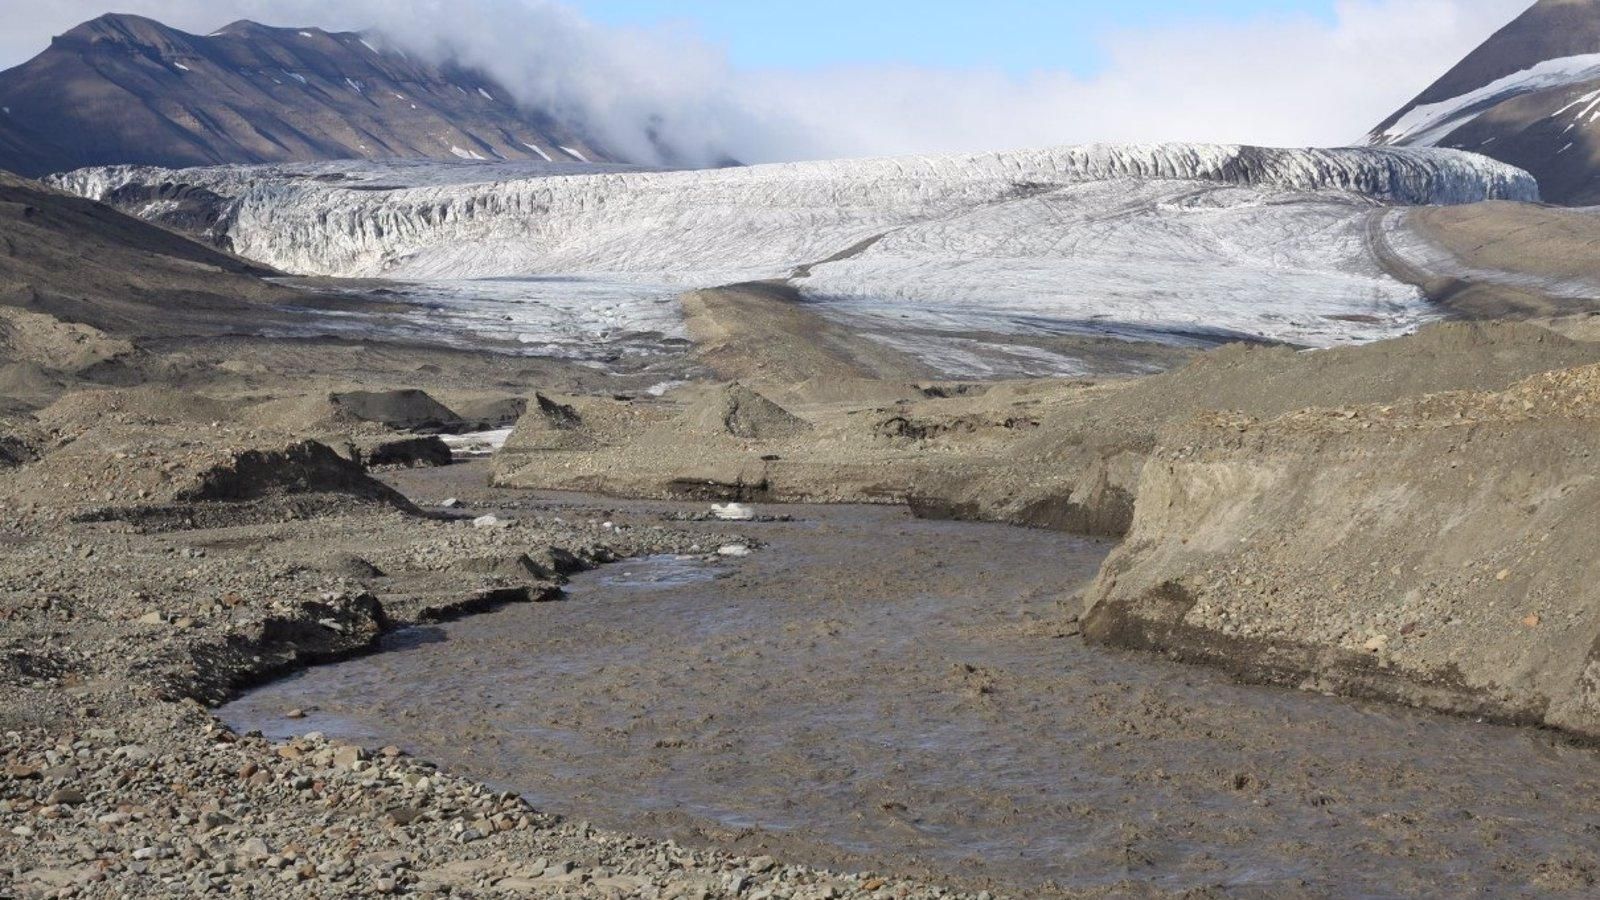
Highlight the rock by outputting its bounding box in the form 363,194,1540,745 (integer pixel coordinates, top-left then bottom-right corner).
238,837,272,860
692,382,812,440
322,553,385,579
440,497,464,509
718,543,752,558
385,806,425,826
137,611,164,625
114,744,153,764
364,436,453,469
472,514,511,530
328,389,465,433
331,745,364,769
46,788,85,805
285,708,306,719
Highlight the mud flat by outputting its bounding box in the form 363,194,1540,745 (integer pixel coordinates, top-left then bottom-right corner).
221,487,1600,897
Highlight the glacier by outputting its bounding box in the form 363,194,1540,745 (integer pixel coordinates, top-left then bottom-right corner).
54,143,1538,374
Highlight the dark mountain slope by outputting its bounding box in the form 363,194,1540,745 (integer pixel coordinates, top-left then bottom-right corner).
0,14,612,177
0,169,347,338
1368,0,1600,204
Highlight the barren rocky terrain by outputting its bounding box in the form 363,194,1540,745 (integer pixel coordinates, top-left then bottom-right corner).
8,156,1600,897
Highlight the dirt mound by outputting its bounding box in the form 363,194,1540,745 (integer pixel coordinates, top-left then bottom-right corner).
1022,320,1600,452
683,282,936,385
691,383,812,440
502,393,597,452
0,421,415,523
360,436,453,469
1083,360,1600,738
327,389,464,433
0,420,37,467
176,440,409,506
449,396,528,431
0,307,133,373
32,385,240,435
0,361,66,413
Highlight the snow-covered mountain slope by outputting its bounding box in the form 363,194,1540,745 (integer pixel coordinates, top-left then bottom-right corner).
56,143,1536,370
1368,0,1600,205
1372,52,1600,147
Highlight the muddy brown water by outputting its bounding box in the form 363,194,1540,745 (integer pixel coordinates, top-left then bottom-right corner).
221,501,1600,897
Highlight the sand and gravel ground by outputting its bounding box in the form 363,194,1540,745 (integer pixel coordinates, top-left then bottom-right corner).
12,166,1600,897
1,452,988,899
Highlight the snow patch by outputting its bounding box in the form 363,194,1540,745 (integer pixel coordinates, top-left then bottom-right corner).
449,146,489,161
1374,53,1600,147
559,146,589,163
173,63,191,72
477,88,494,101
345,78,365,94
522,143,553,162
440,428,513,458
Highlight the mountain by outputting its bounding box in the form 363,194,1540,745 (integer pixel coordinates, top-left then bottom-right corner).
1367,0,1600,204
0,169,332,341
0,13,613,178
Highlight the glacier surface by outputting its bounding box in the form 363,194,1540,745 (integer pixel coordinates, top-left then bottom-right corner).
56,144,1538,374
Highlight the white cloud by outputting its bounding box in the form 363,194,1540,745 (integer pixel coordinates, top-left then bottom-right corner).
0,0,1531,163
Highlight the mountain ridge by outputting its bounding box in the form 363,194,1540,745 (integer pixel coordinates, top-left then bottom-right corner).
0,13,615,177
1368,0,1600,204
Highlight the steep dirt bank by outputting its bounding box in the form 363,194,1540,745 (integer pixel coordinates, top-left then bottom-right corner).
1083,363,1600,738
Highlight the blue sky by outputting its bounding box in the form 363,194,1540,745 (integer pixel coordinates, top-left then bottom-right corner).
571,0,1339,75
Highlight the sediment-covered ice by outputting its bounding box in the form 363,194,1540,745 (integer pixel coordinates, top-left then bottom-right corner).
55,143,1538,363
